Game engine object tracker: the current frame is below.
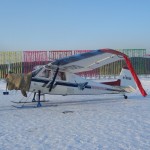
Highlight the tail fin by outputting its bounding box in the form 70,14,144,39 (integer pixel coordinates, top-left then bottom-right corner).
119,67,136,92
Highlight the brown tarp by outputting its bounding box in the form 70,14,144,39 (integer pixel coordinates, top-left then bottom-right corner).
6,73,32,97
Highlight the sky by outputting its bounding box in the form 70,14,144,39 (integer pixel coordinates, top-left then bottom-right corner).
0,0,150,51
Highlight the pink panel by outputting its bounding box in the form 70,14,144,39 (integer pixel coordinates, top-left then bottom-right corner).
48,50,73,61
23,51,48,73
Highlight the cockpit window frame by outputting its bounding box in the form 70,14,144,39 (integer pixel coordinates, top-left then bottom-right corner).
32,66,67,81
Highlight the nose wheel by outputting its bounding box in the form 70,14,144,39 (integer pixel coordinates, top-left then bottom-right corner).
124,95,128,99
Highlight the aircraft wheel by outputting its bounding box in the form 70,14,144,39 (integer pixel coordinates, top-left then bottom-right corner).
124,95,128,99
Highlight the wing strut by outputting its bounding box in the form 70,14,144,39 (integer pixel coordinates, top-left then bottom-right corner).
48,67,59,92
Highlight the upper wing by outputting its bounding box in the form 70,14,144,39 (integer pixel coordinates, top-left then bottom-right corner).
49,49,124,73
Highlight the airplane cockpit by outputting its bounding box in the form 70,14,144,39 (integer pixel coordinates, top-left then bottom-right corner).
32,66,66,81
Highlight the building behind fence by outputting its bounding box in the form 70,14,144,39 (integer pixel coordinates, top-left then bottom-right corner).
0,49,149,78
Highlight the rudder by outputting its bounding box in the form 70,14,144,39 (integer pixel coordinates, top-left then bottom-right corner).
119,67,136,90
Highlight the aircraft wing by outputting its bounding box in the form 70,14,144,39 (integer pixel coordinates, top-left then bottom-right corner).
48,48,147,97
49,49,124,73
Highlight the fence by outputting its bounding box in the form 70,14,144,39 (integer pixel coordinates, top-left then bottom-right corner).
0,49,149,78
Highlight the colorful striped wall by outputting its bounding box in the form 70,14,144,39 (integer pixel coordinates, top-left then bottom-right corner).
0,49,149,78
0,51,22,78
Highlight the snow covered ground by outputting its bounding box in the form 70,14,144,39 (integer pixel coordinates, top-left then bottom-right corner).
0,78,150,150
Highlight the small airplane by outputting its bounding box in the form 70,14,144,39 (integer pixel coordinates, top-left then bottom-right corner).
5,49,147,107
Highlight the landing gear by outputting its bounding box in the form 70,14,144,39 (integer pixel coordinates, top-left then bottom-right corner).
37,90,42,107
124,95,128,99
32,92,36,102
32,91,46,107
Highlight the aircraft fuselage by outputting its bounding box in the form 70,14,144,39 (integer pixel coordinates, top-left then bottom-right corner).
29,72,124,95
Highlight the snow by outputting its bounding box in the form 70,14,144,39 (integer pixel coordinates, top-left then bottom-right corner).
0,78,150,150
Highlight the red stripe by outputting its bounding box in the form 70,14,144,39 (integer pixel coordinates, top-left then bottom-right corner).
102,79,121,86
123,55,147,97
100,48,147,97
